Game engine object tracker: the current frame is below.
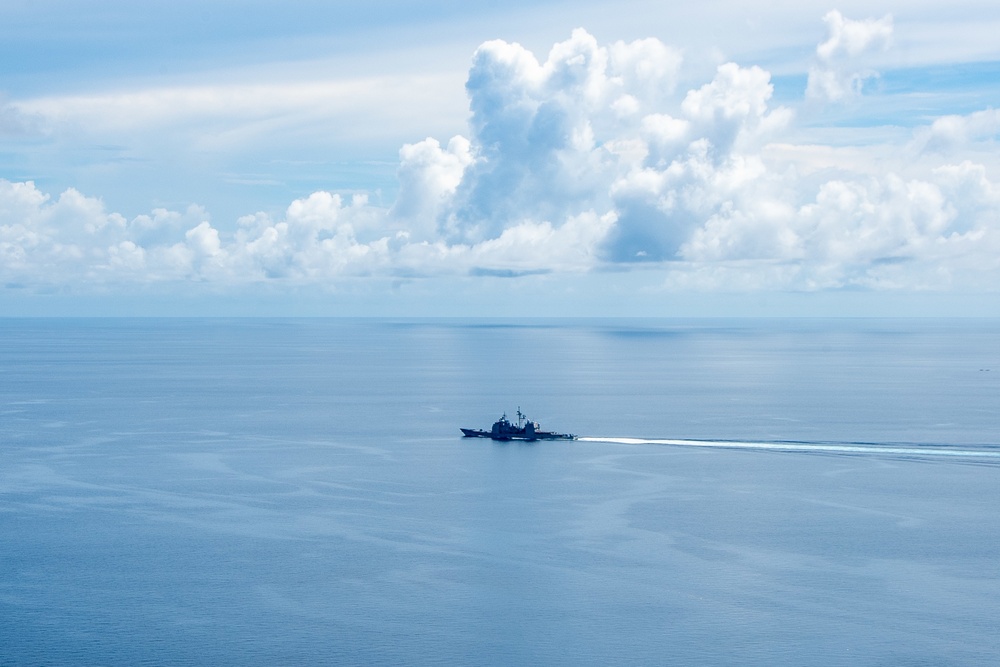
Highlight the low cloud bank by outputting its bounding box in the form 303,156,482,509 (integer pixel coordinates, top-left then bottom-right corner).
3,16,1000,295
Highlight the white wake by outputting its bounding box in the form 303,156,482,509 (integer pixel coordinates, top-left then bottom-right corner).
578,437,1000,460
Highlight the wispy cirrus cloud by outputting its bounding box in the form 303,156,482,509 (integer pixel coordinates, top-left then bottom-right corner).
11,74,466,147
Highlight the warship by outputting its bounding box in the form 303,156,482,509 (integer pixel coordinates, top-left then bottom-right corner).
461,409,576,441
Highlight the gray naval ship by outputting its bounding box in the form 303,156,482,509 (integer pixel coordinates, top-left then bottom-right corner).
461,409,576,441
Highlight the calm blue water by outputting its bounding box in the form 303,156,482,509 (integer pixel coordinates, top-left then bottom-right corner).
1,318,998,666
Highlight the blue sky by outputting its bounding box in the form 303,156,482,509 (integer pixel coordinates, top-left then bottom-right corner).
2,1,1000,316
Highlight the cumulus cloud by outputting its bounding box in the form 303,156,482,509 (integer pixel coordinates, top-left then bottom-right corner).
600,62,792,262
911,108,1000,153
0,181,126,284
442,28,682,243
677,160,1000,290
3,21,1000,299
806,10,893,103
391,136,474,239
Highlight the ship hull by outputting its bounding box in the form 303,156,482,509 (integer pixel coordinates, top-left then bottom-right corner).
460,428,575,441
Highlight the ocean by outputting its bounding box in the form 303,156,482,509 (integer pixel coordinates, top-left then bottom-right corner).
1,318,998,666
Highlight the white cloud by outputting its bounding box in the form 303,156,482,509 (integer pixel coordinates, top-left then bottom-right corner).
599,62,791,263
806,10,893,103
0,97,40,137
681,62,793,157
127,206,210,249
391,136,474,239
0,180,128,284
9,73,467,160
3,22,1000,302
227,192,392,281
678,161,1000,291
912,108,1000,153
441,29,682,243
14,77,455,130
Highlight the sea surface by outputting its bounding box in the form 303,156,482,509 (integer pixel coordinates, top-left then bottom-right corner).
1,318,998,666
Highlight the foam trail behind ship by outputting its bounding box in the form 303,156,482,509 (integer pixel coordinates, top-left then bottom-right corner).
578,437,1000,461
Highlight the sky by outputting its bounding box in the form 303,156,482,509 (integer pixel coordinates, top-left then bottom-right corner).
2,0,1000,316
